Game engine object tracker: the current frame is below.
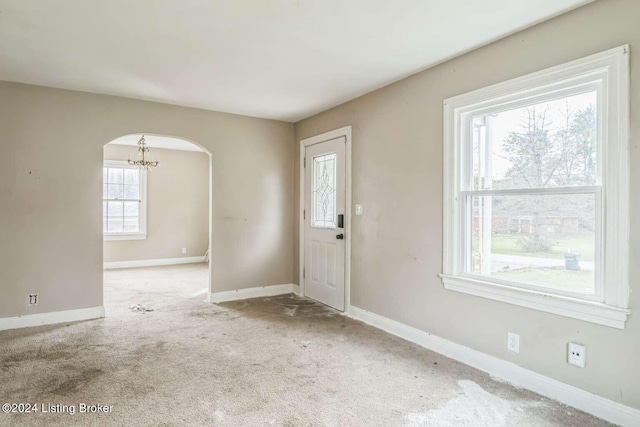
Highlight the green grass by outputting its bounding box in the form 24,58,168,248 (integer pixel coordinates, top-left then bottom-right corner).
493,268,594,294
490,234,594,262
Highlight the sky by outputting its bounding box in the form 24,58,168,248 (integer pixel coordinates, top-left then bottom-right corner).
473,90,597,185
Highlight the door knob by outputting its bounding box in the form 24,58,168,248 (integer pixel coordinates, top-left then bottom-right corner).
336,234,344,240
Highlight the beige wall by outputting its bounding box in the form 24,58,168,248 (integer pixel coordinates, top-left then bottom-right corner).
0,81,294,318
294,0,639,410
103,144,209,263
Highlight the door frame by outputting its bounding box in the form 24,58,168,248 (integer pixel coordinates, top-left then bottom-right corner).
299,126,352,313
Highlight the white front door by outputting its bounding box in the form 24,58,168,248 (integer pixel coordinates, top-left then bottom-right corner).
304,137,346,311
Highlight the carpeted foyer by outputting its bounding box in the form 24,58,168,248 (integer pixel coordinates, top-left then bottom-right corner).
0,264,610,426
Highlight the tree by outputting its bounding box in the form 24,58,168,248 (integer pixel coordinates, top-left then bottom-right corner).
492,102,597,234
501,105,556,189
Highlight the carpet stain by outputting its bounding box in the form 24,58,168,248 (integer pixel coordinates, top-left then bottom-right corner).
284,306,298,317
213,409,225,421
234,293,339,320
48,368,105,396
189,309,243,321
1,349,73,365
406,380,545,427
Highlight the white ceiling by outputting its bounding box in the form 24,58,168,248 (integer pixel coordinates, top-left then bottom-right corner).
0,0,593,122
109,134,204,152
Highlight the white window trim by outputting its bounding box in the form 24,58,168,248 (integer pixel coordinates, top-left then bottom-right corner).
103,160,148,241
441,46,630,329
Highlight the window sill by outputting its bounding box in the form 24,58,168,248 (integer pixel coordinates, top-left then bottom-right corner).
440,274,630,329
103,233,147,241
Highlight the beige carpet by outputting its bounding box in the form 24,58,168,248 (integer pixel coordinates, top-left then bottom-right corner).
0,263,611,426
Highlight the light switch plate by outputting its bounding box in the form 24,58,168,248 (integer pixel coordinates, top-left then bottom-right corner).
355,204,363,215
507,332,519,353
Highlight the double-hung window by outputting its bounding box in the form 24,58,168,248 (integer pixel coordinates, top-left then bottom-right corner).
103,161,147,240
441,46,630,329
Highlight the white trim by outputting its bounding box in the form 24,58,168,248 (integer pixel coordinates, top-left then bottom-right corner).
0,306,105,331
103,159,134,166
461,185,599,196
299,126,352,313
190,288,209,298
208,284,300,303
103,233,147,241
442,45,630,327
108,134,206,152
441,274,629,329
348,305,640,427
207,153,213,300
103,256,206,270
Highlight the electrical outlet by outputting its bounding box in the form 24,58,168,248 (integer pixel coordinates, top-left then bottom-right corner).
507,332,520,353
181,248,187,255
28,294,38,306
568,343,586,368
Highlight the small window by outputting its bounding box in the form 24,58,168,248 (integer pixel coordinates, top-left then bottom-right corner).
312,153,337,228
103,161,147,240
441,46,630,329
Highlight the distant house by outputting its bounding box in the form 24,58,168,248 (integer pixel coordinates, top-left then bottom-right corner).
473,215,580,234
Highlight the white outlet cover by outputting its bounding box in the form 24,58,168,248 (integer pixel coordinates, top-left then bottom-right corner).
507,332,520,353
568,342,586,368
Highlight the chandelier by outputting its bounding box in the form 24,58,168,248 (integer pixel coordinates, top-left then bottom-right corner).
128,135,159,170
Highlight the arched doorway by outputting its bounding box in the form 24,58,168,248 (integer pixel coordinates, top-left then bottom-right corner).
101,134,212,316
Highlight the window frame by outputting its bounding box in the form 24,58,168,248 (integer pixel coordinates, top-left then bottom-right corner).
441,46,630,329
103,160,148,241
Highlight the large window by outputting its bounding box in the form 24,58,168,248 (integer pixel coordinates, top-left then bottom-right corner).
103,161,147,240
441,46,630,329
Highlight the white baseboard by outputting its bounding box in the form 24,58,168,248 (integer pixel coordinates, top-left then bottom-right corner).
0,306,105,332
348,305,640,427
208,284,300,303
104,256,206,270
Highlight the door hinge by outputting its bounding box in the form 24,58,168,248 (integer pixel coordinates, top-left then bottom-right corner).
303,209,306,220
304,157,306,168
303,268,305,278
